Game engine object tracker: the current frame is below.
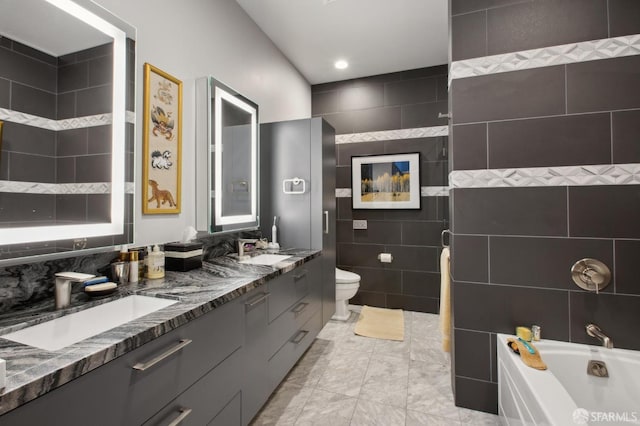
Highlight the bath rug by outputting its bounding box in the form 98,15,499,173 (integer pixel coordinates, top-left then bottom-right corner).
354,305,404,341
507,338,547,370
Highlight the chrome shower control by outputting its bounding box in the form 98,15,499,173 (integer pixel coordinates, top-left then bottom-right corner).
571,258,611,293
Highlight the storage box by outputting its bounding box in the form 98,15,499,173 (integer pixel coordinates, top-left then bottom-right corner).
164,242,203,272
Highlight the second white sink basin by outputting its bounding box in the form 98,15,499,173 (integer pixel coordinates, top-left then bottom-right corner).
239,254,292,266
1,295,176,351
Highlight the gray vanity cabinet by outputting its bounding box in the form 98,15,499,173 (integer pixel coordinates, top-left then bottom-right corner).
241,285,272,425
0,297,244,426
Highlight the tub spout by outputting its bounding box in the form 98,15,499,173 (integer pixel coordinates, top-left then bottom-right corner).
586,324,613,349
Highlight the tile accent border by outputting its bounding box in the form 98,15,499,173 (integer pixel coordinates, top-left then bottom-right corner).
335,126,448,144
0,181,136,194
450,164,640,188
0,108,136,131
336,186,450,198
450,34,640,81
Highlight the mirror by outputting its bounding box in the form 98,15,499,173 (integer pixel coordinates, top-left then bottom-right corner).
196,77,259,234
0,0,135,264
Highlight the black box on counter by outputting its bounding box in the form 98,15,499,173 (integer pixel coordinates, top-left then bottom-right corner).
164,242,203,272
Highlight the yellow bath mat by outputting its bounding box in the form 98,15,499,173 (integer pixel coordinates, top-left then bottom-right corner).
354,305,404,341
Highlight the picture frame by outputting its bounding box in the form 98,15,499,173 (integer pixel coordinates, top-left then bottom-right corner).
352,153,421,210
142,63,182,214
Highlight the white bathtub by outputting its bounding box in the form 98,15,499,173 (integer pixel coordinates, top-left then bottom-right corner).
497,334,640,426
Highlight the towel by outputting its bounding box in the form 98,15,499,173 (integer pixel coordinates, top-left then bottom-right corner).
507,338,547,370
439,247,451,352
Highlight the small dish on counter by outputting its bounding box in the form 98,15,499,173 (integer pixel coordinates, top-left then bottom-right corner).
84,282,118,297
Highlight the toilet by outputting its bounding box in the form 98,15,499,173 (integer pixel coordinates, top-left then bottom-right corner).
333,268,361,321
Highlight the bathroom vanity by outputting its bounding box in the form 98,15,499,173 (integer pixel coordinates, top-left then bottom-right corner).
0,250,324,425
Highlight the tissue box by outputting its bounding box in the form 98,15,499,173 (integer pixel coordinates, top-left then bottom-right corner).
164,242,203,272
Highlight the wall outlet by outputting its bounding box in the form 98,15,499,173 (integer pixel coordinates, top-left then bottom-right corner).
353,220,368,230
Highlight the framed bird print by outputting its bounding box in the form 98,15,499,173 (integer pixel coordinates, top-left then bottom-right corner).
142,63,182,214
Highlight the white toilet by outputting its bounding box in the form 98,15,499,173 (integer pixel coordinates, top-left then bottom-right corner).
333,268,361,321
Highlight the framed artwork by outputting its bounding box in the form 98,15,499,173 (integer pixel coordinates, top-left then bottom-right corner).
352,153,421,210
142,63,182,214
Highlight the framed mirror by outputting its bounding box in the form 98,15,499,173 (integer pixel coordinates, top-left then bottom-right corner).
196,77,259,234
0,0,136,265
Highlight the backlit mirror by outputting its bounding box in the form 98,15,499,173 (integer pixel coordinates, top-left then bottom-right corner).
196,77,259,233
0,0,135,264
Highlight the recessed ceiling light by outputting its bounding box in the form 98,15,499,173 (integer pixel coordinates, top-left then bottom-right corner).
334,60,348,70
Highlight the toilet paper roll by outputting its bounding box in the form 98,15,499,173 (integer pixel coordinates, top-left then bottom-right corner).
378,253,393,263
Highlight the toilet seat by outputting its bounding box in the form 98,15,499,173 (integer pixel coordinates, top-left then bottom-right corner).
336,268,360,284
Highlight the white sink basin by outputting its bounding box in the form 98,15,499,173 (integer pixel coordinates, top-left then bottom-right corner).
239,254,292,266
1,295,176,351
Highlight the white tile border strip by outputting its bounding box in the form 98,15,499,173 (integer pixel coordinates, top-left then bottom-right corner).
0,181,135,194
0,109,136,130
335,126,448,144
450,34,640,81
450,164,640,188
336,186,450,198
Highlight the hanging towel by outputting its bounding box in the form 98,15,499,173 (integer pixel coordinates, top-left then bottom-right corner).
439,247,451,352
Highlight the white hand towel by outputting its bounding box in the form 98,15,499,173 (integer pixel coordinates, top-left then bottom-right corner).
439,247,451,352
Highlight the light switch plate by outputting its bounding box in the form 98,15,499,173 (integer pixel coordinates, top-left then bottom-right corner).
353,220,367,230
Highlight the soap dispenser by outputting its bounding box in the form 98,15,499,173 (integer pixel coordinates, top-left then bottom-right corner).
147,245,165,279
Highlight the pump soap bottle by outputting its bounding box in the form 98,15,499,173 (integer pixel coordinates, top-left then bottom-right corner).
147,245,165,279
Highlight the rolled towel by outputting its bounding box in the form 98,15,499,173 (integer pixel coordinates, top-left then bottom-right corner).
439,247,451,352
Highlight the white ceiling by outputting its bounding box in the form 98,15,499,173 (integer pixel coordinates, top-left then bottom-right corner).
235,0,448,85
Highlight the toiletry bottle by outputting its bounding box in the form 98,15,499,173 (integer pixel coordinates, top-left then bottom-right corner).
128,251,139,283
137,249,145,279
144,246,152,277
118,245,129,262
272,216,278,244
147,245,165,279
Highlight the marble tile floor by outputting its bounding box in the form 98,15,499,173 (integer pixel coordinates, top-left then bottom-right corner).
251,306,501,426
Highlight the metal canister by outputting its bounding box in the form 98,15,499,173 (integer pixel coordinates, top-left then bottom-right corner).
532,325,541,341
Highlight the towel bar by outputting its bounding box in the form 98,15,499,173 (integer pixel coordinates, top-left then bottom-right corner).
441,229,450,248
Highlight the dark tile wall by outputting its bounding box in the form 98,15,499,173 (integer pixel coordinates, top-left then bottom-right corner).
450,0,640,414
312,66,449,313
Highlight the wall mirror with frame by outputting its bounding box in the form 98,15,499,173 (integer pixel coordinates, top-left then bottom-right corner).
195,77,259,234
0,0,136,266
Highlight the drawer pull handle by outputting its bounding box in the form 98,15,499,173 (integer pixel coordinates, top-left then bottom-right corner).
245,292,270,308
294,270,307,280
292,302,309,315
291,329,309,344
132,339,192,371
168,407,193,426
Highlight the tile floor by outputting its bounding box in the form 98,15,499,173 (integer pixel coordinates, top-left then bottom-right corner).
251,306,501,425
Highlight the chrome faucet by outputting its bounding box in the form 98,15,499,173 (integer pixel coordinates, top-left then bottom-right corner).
237,239,254,257
586,324,614,349
54,272,95,309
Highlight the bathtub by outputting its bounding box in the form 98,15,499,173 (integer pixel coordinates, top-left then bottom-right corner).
497,334,640,426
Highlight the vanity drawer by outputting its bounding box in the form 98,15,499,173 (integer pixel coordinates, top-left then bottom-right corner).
267,280,322,357
268,257,321,323
123,298,243,425
143,348,242,426
268,308,322,388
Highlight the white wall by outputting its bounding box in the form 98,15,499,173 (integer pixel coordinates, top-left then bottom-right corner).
94,0,311,246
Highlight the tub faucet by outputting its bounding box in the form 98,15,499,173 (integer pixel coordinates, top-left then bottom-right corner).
586,324,613,349
54,272,95,310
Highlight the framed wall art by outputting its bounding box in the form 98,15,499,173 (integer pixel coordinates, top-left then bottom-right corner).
352,153,421,210
142,63,182,214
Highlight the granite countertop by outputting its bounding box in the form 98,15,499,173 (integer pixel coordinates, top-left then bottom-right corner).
0,248,321,416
